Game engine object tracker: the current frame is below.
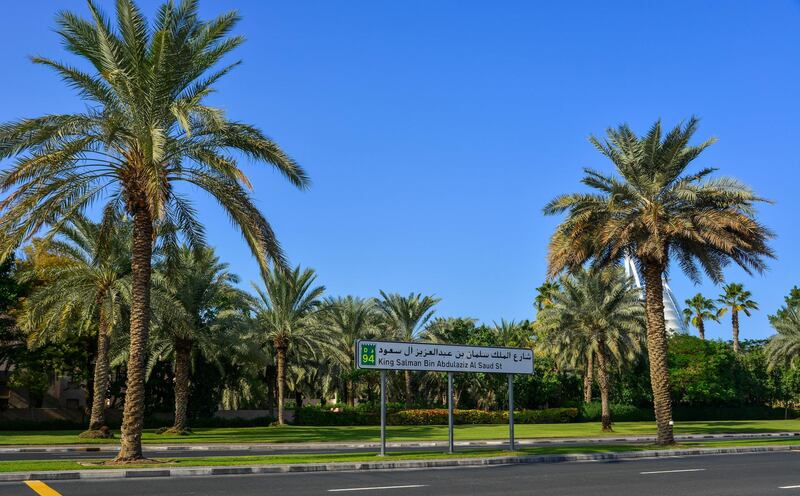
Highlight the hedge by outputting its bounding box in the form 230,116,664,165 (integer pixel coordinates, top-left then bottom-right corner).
578,402,797,422
294,406,379,426
579,403,654,422
294,407,580,426
388,408,579,425
0,414,275,431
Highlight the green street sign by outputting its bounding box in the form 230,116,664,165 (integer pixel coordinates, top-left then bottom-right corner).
360,343,376,367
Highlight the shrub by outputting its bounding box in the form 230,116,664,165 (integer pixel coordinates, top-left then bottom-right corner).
387,408,579,426
513,407,580,424
579,403,654,422
672,405,798,421
294,406,379,426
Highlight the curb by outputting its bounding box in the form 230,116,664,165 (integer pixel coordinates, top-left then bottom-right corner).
0,444,798,483
1,431,798,453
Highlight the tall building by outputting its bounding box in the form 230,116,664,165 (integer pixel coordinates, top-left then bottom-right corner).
623,255,687,334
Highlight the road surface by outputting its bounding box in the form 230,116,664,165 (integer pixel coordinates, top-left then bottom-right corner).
3,451,800,495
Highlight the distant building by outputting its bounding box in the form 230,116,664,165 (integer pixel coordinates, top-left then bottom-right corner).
623,255,687,334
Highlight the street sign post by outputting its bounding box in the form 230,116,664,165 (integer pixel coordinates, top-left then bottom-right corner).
356,340,534,455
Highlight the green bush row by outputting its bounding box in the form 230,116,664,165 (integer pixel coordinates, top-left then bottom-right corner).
578,402,797,422
294,406,380,426
295,406,579,426
0,415,275,431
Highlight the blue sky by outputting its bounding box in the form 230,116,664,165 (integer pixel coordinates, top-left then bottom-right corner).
2,1,799,340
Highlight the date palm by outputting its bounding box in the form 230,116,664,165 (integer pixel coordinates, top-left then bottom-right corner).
377,291,440,407
17,213,130,438
537,267,645,431
253,266,330,425
718,283,758,353
683,293,721,341
534,281,560,311
421,317,478,407
0,0,307,460
543,118,774,444
765,304,800,371
319,296,379,406
491,319,529,348
149,245,250,434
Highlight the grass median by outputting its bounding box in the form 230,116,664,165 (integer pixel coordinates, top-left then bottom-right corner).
0,419,798,446
0,437,799,473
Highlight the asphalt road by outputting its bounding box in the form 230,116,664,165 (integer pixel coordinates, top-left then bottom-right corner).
4,451,800,495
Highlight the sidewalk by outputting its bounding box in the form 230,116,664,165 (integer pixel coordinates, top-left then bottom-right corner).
1,431,798,453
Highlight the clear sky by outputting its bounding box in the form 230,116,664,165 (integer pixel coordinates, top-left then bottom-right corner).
2,1,799,340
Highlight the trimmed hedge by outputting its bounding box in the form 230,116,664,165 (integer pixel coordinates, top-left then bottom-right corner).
295,407,580,426
294,406,379,426
672,406,798,421
0,415,275,431
389,408,579,425
579,402,798,422
579,403,654,422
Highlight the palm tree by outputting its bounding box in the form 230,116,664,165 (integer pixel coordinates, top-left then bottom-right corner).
253,266,330,425
765,305,800,371
718,283,758,353
149,246,250,434
421,317,478,407
682,293,721,341
537,267,645,431
376,291,440,406
543,119,774,444
18,213,131,438
491,319,529,347
319,296,379,406
0,1,307,460
534,281,560,311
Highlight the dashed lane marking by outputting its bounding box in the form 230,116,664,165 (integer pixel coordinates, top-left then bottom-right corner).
640,468,707,475
328,484,429,492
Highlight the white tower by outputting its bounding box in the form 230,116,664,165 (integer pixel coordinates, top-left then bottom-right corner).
623,255,687,334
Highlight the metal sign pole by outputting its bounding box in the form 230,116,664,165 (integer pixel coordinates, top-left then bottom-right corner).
447,372,454,454
508,374,515,451
380,370,387,456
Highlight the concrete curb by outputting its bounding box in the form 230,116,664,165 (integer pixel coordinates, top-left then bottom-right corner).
0,444,798,483
1,431,798,453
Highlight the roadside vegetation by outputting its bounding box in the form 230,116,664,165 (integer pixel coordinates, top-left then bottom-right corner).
0,0,798,468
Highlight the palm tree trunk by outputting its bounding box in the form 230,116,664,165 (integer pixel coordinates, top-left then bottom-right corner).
698,318,705,341
85,334,96,419
642,263,675,445
583,353,593,404
276,345,287,425
171,341,191,433
347,380,355,407
732,309,740,353
596,343,612,432
404,370,413,407
115,207,153,462
88,329,110,430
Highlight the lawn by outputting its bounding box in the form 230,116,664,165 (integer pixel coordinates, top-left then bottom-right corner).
0,437,799,473
0,419,798,446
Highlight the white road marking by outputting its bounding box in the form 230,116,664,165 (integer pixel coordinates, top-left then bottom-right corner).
328,484,428,492
640,468,707,475
780,485,800,489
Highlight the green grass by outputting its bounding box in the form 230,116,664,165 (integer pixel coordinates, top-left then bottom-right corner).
1,438,799,474
0,419,798,446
